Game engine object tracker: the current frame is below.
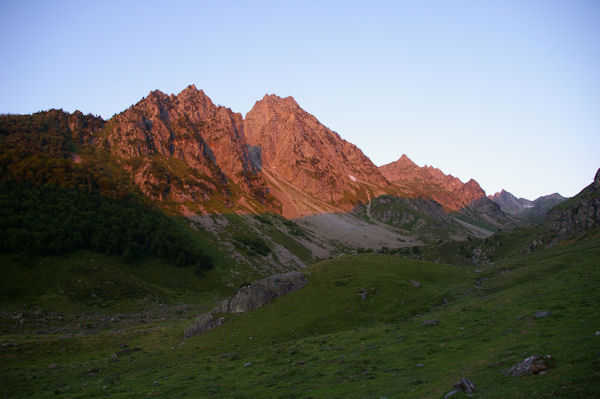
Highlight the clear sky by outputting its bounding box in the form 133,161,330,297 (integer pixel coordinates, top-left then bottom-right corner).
1,0,598,199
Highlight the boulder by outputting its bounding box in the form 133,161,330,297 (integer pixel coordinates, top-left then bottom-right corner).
506,354,552,376
184,314,225,339
215,271,308,314
409,280,421,288
534,311,551,319
185,271,308,338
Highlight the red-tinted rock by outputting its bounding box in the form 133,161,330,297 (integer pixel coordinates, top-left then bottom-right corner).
379,154,486,211
244,94,389,216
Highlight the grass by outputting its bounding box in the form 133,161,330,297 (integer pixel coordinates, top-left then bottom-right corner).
1,234,599,398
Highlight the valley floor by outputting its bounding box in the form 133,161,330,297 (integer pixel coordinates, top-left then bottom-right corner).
1,235,599,398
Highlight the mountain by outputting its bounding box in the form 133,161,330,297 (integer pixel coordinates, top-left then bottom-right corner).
488,190,533,215
244,94,390,218
545,168,600,241
379,154,486,212
489,189,567,223
101,85,273,214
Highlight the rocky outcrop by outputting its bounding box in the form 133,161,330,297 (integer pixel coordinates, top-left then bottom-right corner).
215,271,308,313
184,271,308,338
545,169,600,241
183,314,225,338
506,355,552,376
379,154,486,211
244,94,390,216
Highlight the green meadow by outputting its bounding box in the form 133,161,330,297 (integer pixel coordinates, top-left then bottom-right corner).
1,232,599,398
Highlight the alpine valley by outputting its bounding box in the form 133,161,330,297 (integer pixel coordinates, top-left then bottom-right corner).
1,86,599,398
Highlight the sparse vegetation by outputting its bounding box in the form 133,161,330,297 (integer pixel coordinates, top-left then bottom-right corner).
233,233,271,256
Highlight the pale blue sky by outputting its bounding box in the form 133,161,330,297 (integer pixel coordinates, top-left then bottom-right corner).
1,0,598,199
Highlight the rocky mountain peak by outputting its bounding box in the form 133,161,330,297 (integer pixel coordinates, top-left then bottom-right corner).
594,168,600,189
379,158,486,211
101,86,264,207
244,94,389,216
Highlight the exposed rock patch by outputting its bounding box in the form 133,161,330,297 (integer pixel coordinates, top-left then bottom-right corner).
546,168,600,242
184,271,308,338
215,271,307,314
534,311,551,319
506,354,552,376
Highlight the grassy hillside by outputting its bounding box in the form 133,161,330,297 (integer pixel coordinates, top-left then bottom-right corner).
2,233,599,398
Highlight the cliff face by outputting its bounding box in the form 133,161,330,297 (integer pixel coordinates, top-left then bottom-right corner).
546,169,600,241
379,154,486,211
244,94,390,216
100,85,269,210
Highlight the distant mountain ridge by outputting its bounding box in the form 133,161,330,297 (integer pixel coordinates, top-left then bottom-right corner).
379,154,486,212
489,189,567,223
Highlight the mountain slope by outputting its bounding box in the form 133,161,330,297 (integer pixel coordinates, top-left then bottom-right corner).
244,94,390,217
488,190,532,215
545,168,600,241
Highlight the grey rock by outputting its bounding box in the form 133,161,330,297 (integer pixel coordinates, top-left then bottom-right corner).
505,354,551,376
546,168,600,242
243,362,252,367
595,331,600,336
184,314,225,338
535,311,551,319
422,319,439,326
444,388,461,398
185,271,307,338
216,271,308,314
455,378,477,393
409,280,421,288
357,288,367,301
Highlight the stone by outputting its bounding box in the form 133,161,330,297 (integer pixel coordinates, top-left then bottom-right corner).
215,271,308,314
595,331,600,336
47,364,57,369
454,378,477,393
505,354,551,376
444,388,461,398
409,280,421,288
243,362,252,367
184,314,225,338
422,319,439,326
357,288,367,301
185,271,308,338
535,311,551,319
445,378,477,398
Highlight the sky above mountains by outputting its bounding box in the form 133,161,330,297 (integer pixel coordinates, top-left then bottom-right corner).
1,0,598,200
